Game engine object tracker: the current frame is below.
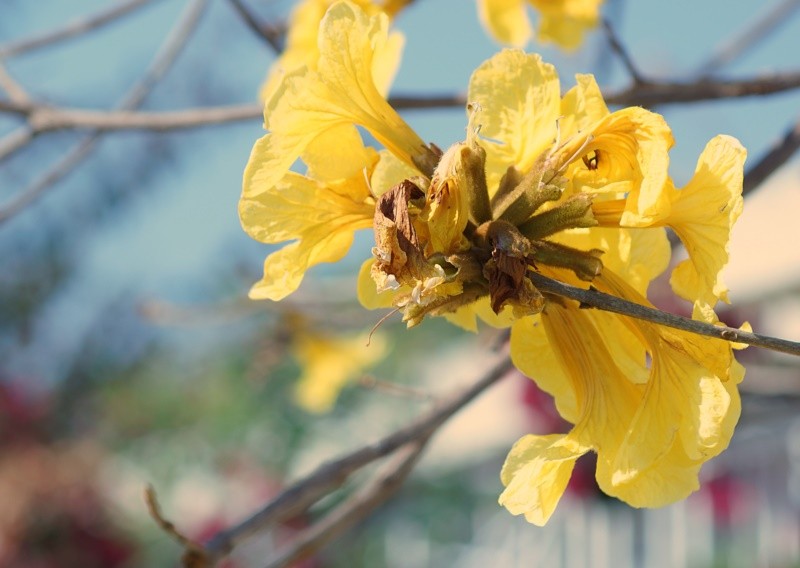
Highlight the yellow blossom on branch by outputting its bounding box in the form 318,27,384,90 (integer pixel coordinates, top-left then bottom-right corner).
259,0,409,102
240,1,746,524
477,0,604,50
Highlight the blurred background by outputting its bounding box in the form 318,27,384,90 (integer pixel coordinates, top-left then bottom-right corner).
2,0,800,566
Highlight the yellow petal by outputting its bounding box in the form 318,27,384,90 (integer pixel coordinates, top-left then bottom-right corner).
559,73,609,139
259,0,404,102
540,302,644,448
499,434,589,526
667,135,746,305
303,124,378,185
313,1,426,162
581,306,650,384
532,0,602,50
468,50,560,189
293,329,388,412
422,143,474,255
598,440,701,508
476,0,532,47
240,171,374,300
510,315,579,422
568,107,674,222
357,258,397,309
370,149,421,197
251,2,430,196
551,225,670,296
595,271,740,488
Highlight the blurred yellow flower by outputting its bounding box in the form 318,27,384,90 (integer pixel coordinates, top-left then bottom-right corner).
293,328,388,413
240,1,746,524
477,0,603,50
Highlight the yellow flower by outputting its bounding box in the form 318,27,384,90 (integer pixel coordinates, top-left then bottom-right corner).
505,271,742,524
292,326,388,413
240,162,376,300
248,0,438,201
241,2,746,524
242,1,435,301
477,0,603,50
592,135,746,307
259,0,407,103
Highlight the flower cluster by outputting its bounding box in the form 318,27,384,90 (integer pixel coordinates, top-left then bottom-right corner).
259,0,604,103
241,1,746,524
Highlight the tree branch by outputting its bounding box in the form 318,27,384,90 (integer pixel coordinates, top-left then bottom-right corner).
602,19,647,85
262,439,430,568
0,0,208,224
0,61,31,104
225,0,284,53
3,69,800,138
200,353,514,562
742,115,800,196
0,0,164,58
527,272,800,356
0,126,34,164
604,71,800,106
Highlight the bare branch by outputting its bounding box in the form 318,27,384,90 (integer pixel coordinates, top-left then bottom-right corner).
527,272,800,356
0,0,208,224
201,353,514,561
604,71,800,106
695,0,800,77
225,0,284,53
2,69,800,141
359,375,435,402
22,104,262,132
145,485,205,554
0,126,34,164
0,0,164,58
602,19,647,85
0,61,31,104
742,115,800,196
263,439,430,568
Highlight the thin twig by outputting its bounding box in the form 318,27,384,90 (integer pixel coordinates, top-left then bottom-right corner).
359,375,435,402
0,126,34,164
0,0,163,58
527,272,800,356
202,354,514,561
225,0,284,53
0,0,208,224
742,115,800,196
0,61,31,104
602,19,647,85
145,485,205,553
695,0,800,77
263,439,430,568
